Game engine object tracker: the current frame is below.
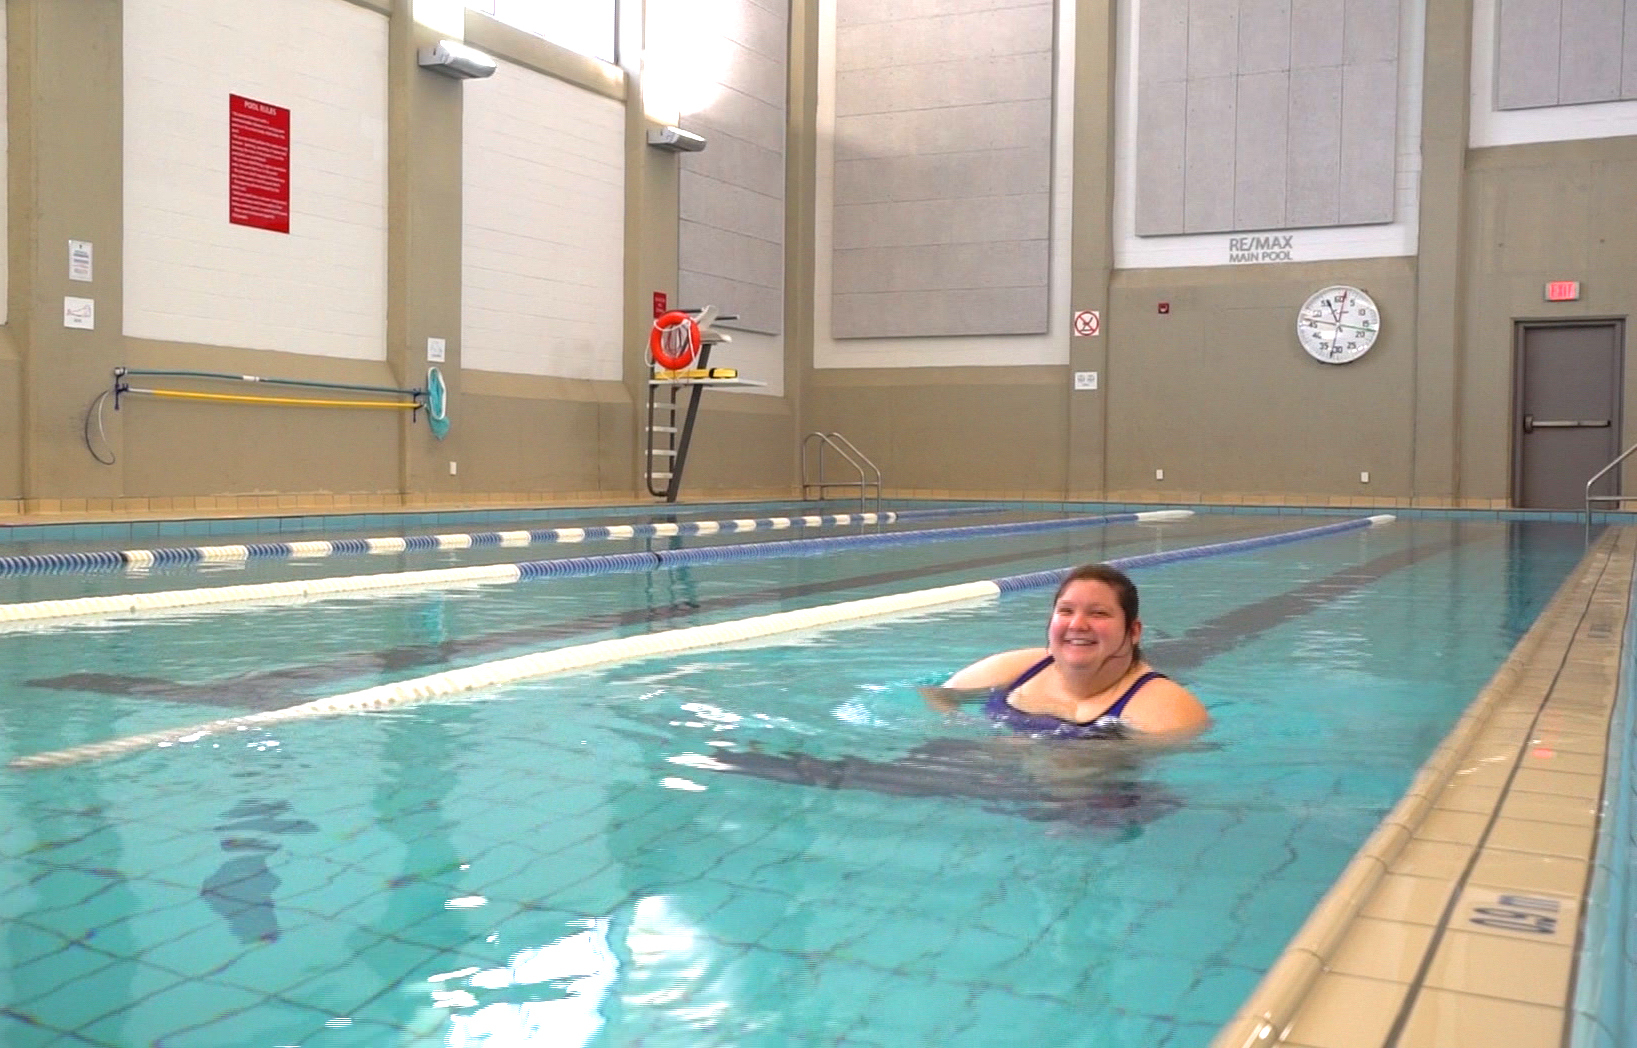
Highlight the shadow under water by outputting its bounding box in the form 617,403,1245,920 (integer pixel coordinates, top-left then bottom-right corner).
708,736,1187,832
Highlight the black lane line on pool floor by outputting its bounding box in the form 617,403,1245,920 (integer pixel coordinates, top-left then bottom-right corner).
690,535,1479,817
18,521,1273,709
1144,534,1476,672
21,521,1458,713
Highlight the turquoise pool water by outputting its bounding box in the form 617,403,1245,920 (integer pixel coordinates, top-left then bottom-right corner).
0,516,1587,1046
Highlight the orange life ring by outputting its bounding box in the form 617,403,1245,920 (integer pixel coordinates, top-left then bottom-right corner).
649,311,701,370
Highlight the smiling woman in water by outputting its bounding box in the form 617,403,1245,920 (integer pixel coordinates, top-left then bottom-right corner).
929,563,1210,741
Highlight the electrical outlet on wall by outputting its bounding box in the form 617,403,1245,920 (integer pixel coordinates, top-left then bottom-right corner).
1155,469,1164,481
449,461,458,476
1360,471,1370,483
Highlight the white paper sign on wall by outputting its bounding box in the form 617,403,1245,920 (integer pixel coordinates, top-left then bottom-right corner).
69,241,93,282
64,297,95,330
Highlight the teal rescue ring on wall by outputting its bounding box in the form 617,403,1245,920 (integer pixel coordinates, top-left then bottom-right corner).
426,367,449,440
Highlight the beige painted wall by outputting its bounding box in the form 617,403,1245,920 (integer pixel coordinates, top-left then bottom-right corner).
0,0,1631,513
1103,260,1418,501
796,0,1625,510
805,369,1068,497
0,338,17,496
1460,138,1637,502
9,0,127,506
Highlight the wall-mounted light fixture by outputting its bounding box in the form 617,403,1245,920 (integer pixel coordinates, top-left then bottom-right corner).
646,125,707,153
417,40,498,80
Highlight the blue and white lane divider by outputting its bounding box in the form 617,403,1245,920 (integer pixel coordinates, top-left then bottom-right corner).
0,509,1193,627
7,515,1394,770
0,510,1194,629
0,506,1003,577
993,514,1393,592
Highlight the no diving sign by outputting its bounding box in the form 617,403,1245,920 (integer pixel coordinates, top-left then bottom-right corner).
1073,310,1101,337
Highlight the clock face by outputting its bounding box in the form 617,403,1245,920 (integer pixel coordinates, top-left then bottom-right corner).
1296,285,1380,364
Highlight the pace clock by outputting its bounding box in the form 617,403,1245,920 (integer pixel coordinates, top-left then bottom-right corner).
1296,285,1380,364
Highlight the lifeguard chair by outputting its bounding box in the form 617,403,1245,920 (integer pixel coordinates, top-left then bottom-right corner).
644,306,764,501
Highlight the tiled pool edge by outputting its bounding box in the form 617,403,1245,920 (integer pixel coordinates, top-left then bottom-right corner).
1568,558,1636,1047
1209,527,1633,1048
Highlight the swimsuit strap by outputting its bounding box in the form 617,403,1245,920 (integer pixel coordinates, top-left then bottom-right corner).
1098,670,1167,722
1002,655,1055,698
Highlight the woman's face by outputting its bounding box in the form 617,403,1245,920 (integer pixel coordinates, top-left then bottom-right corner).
1048,579,1139,670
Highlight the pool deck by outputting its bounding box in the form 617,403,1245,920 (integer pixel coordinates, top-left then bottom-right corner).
1212,526,1632,1048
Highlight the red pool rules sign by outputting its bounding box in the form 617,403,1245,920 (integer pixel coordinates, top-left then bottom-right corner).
228,94,290,233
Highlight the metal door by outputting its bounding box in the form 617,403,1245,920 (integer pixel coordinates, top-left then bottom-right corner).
1514,321,1623,510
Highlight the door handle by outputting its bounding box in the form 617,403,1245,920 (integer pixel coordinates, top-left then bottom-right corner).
1523,415,1611,433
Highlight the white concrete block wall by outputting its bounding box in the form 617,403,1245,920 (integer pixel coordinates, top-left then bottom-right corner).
123,0,388,359
461,63,625,380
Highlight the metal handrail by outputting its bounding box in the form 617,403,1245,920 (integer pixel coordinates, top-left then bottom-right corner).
824,433,882,514
1584,442,1637,544
801,432,882,515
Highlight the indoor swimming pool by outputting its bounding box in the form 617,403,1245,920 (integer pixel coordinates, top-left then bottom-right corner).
0,510,1591,1046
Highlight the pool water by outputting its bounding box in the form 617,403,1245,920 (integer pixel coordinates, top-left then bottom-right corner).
0,516,1588,1047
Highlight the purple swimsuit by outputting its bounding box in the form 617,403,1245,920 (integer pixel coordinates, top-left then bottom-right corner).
983,656,1166,739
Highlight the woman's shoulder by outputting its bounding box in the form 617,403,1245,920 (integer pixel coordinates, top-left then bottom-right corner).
942,647,1050,690
1124,670,1211,736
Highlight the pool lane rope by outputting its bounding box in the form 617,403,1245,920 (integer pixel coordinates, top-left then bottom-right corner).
0,510,1194,630
0,506,1004,578
7,515,1392,771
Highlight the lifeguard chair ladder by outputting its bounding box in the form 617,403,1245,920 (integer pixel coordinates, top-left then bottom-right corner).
644,309,764,502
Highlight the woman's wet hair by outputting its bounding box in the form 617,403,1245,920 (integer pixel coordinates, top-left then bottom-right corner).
1052,563,1143,662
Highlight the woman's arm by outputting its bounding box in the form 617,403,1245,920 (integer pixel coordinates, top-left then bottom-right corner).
942,648,1047,690
918,648,1046,712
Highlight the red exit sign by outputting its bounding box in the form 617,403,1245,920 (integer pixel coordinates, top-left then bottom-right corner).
1546,281,1581,301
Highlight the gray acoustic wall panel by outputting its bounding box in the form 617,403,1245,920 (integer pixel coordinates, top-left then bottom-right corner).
1496,0,1637,109
1134,0,1401,236
1234,72,1289,229
1627,0,1637,96
678,0,787,334
831,0,1054,339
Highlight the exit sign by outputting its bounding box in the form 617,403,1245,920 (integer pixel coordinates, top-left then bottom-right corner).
1546,281,1581,301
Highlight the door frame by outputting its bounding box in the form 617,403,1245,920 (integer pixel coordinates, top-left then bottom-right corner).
1510,317,1627,508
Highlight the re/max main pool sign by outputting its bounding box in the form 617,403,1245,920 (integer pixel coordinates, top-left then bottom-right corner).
1227,235,1296,264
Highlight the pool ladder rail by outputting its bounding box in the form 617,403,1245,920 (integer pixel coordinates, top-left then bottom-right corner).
644,309,766,503
801,432,882,515
1585,439,1637,544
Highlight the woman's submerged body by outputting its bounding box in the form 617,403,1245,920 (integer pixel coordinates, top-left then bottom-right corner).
934,565,1210,742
